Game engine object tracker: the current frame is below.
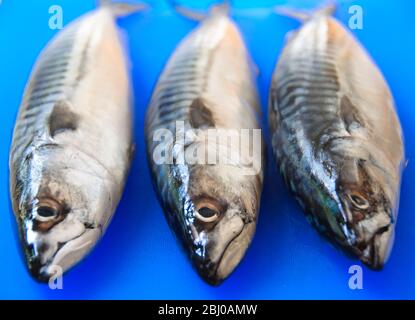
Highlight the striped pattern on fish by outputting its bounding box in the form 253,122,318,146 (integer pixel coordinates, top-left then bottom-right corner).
269,6,405,269
9,3,139,281
145,9,263,285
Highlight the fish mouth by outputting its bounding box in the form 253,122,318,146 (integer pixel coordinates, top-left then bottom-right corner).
339,202,395,270
194,222,256,286
26,228,101,282
357,225,394,270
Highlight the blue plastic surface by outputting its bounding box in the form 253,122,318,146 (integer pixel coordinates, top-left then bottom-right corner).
0,0,414,299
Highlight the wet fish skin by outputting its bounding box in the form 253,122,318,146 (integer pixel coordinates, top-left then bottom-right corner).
9,4,137,281
269,6,405,269
145,9,263,285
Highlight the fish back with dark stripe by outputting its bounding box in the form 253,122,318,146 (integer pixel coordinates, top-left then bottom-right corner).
146,13,262,208
145,12,263,284
269,10,404,269
11,18,85,165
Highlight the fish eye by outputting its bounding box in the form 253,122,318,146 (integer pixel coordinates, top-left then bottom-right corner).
194,200,222,223
34,199,62,222
196,207,219,223
37,206,58,218
348,193,370,210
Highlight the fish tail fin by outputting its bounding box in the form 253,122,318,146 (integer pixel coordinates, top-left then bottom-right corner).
210,0,231,16
168,0,231,22
98,0,149,18
275,2,336,22
169,1,207,22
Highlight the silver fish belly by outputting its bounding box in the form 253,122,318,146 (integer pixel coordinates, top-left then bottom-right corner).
269,6,405,269
145,11,263,285
9,5,136,281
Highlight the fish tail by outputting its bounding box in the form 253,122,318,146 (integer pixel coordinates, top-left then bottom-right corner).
275,2,336,22
169,0,231,22
98,0,149,18
210,0,231,16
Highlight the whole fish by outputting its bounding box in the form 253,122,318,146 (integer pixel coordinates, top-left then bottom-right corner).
145,4,263,285
9,2,142,281
269,5,405,269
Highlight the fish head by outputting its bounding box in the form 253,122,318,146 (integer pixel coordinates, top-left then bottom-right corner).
335,158,400,269
182,164,261,285
12,146,113,282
